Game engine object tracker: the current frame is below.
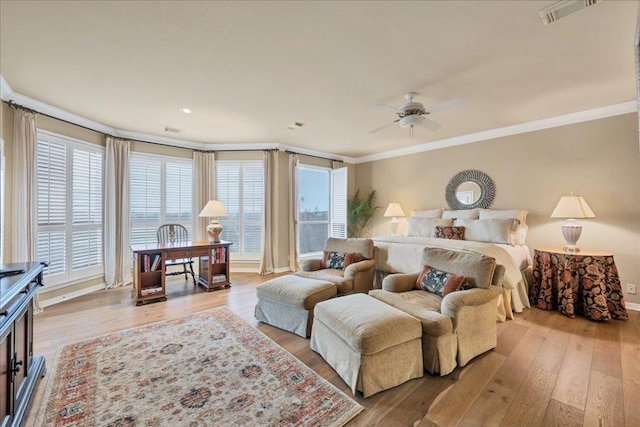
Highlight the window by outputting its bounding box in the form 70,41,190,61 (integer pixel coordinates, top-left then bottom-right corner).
130,153,193,246
296,165,347,257
36,131,104,285
216,161,264,260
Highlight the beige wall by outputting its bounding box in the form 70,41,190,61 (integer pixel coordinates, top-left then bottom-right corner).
355,113,640,305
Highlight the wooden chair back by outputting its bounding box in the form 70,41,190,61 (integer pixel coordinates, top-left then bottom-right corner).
157,224,190,246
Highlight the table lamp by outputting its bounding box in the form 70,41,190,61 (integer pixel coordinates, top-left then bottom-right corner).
384,202,405,235
550,194,595,252
198,200,228,243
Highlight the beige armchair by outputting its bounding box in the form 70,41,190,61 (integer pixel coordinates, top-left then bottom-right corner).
369,247,503,376
296,238,376,295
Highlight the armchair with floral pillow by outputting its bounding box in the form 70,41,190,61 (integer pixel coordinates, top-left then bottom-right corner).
296,237,377,295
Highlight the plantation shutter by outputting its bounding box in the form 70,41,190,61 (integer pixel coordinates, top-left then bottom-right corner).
216,161,264,259
37,139,67,276
242,165,264,254
165,161,193,238
330,167,347,238
217,164,240,253
129,155,162,245
71,148,103,270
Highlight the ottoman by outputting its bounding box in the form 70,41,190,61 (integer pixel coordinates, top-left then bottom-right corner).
255,275,337,338
310,293,423,397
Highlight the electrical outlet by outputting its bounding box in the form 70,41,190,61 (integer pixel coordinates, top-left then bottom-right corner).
627,284,637,295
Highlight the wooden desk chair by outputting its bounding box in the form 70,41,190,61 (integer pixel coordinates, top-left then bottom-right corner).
157,224,196,286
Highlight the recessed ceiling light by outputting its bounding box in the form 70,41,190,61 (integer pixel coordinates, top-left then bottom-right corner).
179,108,192,114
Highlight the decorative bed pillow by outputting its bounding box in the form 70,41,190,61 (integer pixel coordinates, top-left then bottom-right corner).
442,208,479,220
478,209,529,245
453,218,518,245
407,218,453,237
434,226,465,240
414,265,467,297
478,209,528,225
410,208,444,219
321,251,356,270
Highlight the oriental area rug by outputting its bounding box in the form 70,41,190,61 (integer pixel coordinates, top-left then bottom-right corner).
35,307,363,427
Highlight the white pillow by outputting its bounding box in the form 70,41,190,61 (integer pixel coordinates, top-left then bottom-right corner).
442,208,479,220
478,209,529,245
407,218,453,237
478,209,528,225
453,218,518,245
410,208,444,219
514,224,529,245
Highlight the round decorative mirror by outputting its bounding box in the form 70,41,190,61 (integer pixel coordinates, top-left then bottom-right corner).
445,169,495,210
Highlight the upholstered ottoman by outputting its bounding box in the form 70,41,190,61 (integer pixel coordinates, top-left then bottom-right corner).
255,275,337,338
310,293,423,397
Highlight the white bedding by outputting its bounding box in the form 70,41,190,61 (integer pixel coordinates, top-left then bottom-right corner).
372,235,532,315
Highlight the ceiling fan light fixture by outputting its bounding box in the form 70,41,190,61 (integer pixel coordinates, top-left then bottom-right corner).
399,114,423,128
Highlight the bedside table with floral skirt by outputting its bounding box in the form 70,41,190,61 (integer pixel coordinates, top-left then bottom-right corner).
530,246,628,321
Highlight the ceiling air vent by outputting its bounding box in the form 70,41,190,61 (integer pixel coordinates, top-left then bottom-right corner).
287,122,305,130
164,125,183,134
539,0,600,25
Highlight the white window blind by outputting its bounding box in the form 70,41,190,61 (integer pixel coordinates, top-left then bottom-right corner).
36,131,104,285
216,161,264,260
330,167,347,238
130,154,192,246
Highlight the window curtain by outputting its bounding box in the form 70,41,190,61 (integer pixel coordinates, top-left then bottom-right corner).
11,108,38,264
104,136,131,288
259,151,274,275
288,153,299,272
192,151,216,241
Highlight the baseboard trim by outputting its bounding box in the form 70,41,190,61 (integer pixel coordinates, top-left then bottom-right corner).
625,301,640,312
274,267,292,274
39,283,106,308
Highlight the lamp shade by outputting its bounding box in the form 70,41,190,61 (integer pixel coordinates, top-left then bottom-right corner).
384,202,405,218
198,200,228,218
550,195,595,219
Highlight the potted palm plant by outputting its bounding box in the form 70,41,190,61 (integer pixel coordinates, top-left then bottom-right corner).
348,189,380,237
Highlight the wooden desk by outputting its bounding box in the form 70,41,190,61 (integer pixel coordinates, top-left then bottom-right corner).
130,240,232,305
530,246,628,321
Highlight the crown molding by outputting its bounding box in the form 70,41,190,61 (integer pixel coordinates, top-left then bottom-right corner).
354,100,637,164
0,75,356,158
2,75,634,163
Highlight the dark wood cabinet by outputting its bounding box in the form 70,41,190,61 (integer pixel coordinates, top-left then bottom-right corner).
0,262,46,427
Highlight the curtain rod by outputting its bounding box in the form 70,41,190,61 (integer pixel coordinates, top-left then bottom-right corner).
4,100,279,154
4,100,179,149
284,149,343,163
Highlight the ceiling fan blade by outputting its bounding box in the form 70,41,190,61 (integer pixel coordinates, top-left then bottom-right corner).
425,97,466,112
422,117,442,131
369,119,400,134
376,104,401,113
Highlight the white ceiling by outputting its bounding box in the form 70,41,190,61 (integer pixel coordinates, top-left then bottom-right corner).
1,1,638,158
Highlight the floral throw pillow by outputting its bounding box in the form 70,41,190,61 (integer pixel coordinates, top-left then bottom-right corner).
414,265,467,297
321,251,356,270
434,225,465,240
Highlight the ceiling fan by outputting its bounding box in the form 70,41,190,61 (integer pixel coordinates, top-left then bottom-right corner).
371,92,466,136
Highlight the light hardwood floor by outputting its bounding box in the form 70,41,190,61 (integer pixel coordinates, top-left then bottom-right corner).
27,273,640,426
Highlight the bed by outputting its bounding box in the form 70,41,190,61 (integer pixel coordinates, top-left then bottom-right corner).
371,208,533,320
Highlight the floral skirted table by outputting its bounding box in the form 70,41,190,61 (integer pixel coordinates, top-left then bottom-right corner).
530,247,628,321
